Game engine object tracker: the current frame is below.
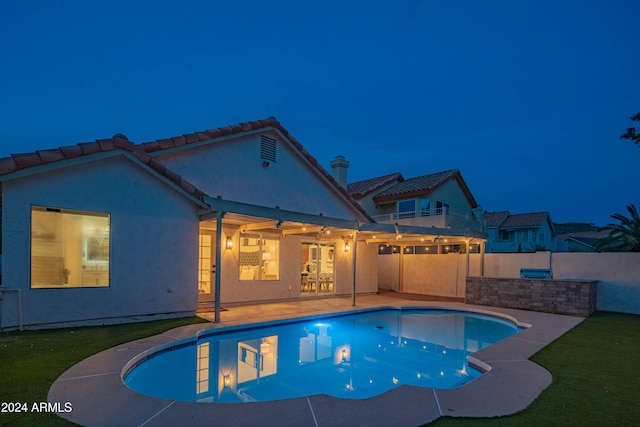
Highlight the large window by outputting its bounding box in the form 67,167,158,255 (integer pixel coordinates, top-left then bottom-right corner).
397,200,416,218
239,234,279,280
31,206,110,288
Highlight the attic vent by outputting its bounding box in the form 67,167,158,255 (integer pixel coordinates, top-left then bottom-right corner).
260,135,277,163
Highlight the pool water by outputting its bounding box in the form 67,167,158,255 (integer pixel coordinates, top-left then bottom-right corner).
124,309,521,403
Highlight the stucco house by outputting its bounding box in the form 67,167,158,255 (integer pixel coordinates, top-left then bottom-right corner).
348,169,484,252
483,211,556,253
0,118,486,331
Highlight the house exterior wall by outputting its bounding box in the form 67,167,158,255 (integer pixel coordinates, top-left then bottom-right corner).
354,181,402,217
156,132,362,220
216,231,378,305
0,156,200,330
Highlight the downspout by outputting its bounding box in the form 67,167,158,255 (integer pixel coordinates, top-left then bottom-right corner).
214,212,225,323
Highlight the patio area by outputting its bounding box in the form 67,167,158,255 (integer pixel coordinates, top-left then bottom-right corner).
48,294,584,427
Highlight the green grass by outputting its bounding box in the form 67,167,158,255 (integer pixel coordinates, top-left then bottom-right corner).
430,311,640,426
0,317,208,426
1,313,639,427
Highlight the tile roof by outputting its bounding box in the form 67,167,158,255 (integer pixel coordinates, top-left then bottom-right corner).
500,212,551,228
0,116,374,221
372,169,479,207
556,230,608,241
347,173,403,199
483,211,510,227
0,135,207,201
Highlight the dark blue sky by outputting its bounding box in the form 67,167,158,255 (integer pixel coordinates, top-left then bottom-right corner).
1,1,638,226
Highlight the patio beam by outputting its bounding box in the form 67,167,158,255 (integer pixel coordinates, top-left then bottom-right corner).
202,196,360,230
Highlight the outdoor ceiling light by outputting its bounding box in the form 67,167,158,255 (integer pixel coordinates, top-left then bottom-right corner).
226,237,234,250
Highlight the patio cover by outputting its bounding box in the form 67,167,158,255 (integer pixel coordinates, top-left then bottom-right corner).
200,196,487,321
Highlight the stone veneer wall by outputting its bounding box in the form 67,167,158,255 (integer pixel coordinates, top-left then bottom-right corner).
466,277,597,317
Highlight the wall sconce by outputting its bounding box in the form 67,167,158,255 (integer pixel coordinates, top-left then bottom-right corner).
344,241,351,252
223,374,231,387
226,237,233,250
260,342,270,354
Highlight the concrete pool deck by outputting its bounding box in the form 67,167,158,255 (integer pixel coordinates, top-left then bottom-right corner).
48,294,584,426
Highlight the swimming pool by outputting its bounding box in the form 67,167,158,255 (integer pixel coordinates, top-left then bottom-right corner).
123,308,522,403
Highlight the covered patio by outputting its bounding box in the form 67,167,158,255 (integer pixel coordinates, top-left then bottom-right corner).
198,196,487,322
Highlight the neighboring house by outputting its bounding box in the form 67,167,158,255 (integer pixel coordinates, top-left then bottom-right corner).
348,169,484,235
555,230,609,252
484,211,556,253
0,117,485,330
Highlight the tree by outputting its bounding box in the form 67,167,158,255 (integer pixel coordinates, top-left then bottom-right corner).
594,204,640,252
621,112,640,146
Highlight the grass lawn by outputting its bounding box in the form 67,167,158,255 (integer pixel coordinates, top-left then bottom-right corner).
0,316,208,427
1,312,638,426
431,311,640,426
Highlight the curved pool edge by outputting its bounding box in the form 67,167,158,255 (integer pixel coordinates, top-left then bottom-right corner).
120,304,527,384
48,298,584,427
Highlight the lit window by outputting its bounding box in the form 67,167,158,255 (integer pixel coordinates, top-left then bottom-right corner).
239,234,279,280
31,206,110,288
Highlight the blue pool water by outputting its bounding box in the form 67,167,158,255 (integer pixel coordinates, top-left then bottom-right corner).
124,309,521,403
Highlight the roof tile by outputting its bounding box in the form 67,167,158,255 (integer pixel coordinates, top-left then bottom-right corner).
78,142,100,155
0,156,18,175
171,136,187,147
148,158,167,174
501,212,550,228
483,211,510,227
208,128,223,138
184,133,199,144
96,138,116,152
373,170,459,201
156,139,173,150
196,131,211,141
143,141,161,152
348,173,403,199
12,152,43,169
131,149,152,163
37,149,65,164
59,145,84,158
113,136,135,151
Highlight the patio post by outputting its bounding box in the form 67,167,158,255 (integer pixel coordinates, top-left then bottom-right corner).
352,231,358,306
214,212,225,323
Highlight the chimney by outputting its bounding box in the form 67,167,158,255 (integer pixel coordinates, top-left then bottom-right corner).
330,155,349,189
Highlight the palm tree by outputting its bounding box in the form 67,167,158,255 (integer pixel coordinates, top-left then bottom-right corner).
595,203,640,252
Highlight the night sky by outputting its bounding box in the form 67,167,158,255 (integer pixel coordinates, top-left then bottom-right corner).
1,1,638,226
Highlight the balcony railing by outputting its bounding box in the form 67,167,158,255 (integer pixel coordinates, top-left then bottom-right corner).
372,208,483,232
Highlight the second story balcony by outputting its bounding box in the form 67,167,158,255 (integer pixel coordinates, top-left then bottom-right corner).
372,207,483,233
